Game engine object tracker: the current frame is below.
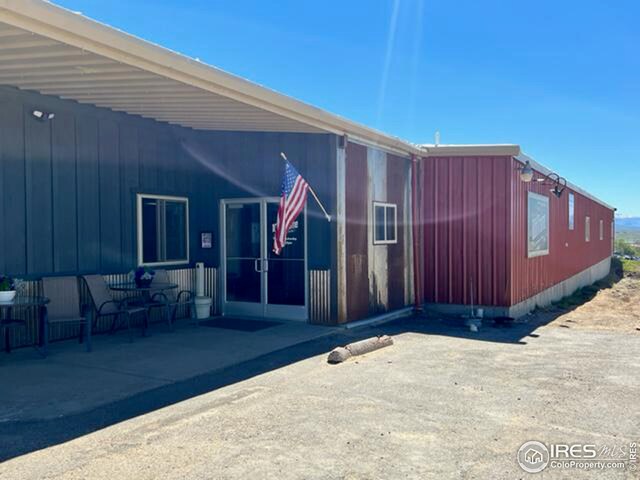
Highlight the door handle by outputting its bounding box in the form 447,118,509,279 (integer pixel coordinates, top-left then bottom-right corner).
254,259,262,273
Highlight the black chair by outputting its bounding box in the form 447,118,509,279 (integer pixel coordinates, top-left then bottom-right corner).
82,275,149,341
147,270,197,330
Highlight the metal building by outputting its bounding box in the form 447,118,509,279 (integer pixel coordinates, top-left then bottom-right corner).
0,1,614,345
417,148,614,318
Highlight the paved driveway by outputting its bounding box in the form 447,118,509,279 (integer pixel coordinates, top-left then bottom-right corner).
1,317,638,479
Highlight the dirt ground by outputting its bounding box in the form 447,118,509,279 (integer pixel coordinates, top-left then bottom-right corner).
2,315,638,479
542,268,640,334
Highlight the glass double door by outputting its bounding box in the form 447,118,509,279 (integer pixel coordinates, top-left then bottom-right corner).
222,198,307,321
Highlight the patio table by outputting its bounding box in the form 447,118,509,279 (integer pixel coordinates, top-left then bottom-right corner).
0,296,50,353
109,282,178,303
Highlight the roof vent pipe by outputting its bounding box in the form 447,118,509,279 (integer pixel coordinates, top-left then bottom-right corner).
434,131,440,146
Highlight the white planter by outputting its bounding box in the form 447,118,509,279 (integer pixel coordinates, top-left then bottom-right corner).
0,290,16,302
194,296,212,319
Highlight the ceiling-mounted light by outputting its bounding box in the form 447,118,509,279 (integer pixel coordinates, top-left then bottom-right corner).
519,160,534,183
32,110,55,122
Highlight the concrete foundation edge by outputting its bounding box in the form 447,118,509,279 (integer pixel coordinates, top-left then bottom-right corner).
422,256,612,319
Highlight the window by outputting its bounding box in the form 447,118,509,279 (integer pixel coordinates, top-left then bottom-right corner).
137,194,189,266
585,216,591,242
527,192,549,257
373,202,397,245
599,219,604,241
568,192,575,230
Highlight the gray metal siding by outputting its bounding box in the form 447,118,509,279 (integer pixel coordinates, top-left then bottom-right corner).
0,86,336,280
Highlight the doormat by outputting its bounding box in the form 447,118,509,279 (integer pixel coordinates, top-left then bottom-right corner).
199,317,282,332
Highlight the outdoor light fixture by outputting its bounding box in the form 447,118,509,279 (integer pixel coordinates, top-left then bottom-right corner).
544,172,567,198
518,160,534,183
32,110,55,122
516,160,567,198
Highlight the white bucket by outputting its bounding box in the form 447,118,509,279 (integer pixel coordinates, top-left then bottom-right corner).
194,296,212,319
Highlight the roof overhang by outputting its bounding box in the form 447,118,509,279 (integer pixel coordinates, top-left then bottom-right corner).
420,144,521,157
0,0,421,156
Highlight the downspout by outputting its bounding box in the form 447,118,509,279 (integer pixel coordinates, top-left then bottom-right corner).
411,155,423,312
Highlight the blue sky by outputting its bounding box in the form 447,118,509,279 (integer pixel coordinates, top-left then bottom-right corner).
54,0,639,215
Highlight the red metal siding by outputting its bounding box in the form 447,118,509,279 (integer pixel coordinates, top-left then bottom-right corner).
418,155,614,309
421,156,512,307
508,158,614,305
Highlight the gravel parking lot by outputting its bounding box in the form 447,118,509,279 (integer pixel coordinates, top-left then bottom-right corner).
1,312,638,480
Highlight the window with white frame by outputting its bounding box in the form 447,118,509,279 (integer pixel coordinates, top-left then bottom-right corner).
599,219,604,241
568,192,575,230
137,194,189,266
527,192,549,257
585,216,591,242
373,202,397,245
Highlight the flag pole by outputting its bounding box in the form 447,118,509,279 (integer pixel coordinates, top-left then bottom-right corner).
280,152,331,222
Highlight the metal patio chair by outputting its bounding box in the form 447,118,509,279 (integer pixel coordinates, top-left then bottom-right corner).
41,276,92,356
147,270,197,330
82,275,149,341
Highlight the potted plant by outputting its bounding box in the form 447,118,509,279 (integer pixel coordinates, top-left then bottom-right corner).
129,267,155,288
0,275,17,302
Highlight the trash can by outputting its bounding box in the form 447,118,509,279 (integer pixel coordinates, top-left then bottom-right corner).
195,262,212,319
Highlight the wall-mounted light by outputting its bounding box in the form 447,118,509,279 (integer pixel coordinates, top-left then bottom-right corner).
544,172,567,198
516,159,567,197
32,110,55,122
518,160,534,182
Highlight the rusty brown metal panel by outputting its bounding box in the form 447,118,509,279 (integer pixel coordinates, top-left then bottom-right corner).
345,142,369,321
386,154,409,310
508,158,614,305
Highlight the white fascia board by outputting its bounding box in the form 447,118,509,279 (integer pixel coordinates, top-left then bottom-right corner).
420,144,521,157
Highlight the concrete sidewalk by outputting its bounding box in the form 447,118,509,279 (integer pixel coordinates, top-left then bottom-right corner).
0,318,335,422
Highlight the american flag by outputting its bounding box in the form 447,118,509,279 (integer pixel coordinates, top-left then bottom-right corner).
273,161,309,255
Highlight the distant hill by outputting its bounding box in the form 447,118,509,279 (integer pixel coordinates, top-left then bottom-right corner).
616,217,640,244
616,217,640,231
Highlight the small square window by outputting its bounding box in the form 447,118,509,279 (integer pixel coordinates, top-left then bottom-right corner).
373,202,397,245
137,194,189,266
